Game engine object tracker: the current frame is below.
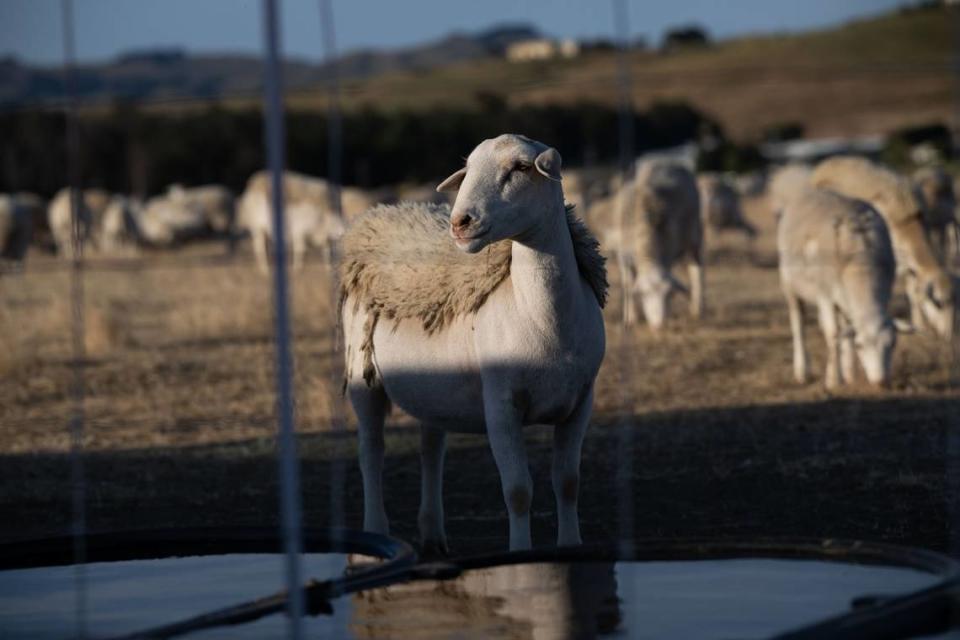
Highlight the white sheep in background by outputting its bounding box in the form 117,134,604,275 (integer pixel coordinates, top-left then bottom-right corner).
0,195,32,270
697,172,756,243
766,163,812,218
812,156,954,339
47,188,93,258
779,186,900,388
167,184,236,236
136,192,209,248
98,195,143,253
912,166,956,261
612,159,703,328
237,170,345,272
340,134,607,551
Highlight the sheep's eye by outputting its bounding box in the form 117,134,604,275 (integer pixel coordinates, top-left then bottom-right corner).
511,162,532,175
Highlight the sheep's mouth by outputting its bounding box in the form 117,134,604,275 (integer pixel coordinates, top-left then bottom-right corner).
450,226,489,242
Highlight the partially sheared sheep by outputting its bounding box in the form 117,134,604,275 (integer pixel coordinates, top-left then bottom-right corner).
340,134,607,551
697,172,756,242
812,156,954,339
611,160,703,328
238,170,345,272
912,166,956,261
136,192,209,248
778,186,900,388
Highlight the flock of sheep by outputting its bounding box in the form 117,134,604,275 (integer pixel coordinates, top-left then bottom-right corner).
1,133,955,550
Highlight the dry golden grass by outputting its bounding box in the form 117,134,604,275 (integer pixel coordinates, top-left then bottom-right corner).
1,202,957,457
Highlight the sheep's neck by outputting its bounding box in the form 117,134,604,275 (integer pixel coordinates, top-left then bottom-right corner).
509,205,581,335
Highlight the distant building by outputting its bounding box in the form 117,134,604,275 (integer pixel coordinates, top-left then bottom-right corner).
506,38,580,62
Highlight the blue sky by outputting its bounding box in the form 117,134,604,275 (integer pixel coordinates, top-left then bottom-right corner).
0,0,908,65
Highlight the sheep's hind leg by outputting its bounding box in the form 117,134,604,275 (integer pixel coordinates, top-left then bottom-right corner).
349,384,390,535
818,300,841,389
553,386,593,547
418,425,448,556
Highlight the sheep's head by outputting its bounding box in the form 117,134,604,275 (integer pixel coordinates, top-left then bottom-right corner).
853,318,898,386
920,271,955,340
437,134,563,253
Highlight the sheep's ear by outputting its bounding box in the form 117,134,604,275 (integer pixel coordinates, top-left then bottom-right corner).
437,168,467,193
535,147,562,182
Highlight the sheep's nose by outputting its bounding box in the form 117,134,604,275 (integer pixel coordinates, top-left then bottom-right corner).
451,211,472,232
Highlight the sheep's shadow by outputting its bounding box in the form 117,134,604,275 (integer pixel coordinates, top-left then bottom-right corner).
1,396,955,557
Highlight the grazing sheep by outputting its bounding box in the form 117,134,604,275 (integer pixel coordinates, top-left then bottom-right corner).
779,186,899,388
612,160,703,328
13,193,48,251
238,170,345,271
767,163,812,218
697,172,756,241
812,156,954,338
98,196,143,253
340,134,607,551
912,166,956,261
136,192,209,248
47,188,93,258
340,185,396,220
0,195,32,269
167,184,236,236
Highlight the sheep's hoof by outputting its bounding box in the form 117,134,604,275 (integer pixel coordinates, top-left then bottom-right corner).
419,538,450,560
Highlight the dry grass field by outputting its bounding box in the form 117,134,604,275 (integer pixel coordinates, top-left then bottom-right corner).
1,193,958,553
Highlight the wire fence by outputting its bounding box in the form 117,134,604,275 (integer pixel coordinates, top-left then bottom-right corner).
1,1,959,638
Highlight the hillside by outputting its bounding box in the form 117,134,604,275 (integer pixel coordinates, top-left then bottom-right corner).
280,3,953,141
1,4,952,143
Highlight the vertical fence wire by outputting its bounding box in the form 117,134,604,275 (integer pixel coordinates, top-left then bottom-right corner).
260,0,305,636
61,0,89,636
318,0,348,536
612,0,636,558
948,1,960,560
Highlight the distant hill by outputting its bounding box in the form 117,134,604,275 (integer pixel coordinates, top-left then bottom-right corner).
0,24,539,107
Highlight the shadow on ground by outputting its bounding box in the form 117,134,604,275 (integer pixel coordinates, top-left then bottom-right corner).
2,397,956,556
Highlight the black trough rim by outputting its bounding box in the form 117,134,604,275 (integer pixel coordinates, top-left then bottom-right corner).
1,529,958,640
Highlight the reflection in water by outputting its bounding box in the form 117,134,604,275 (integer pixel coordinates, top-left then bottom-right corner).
350,562,621,639
0,555,946,639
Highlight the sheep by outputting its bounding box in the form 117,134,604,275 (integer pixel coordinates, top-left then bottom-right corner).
166,184,236,236
135,192,209,248
237,170,345,271
0,195,32,270
778,186,899,388
340,134,607,551
912,166,956,261
612,159,703,328
767,163,812,218
98,195,143,253
697,172,756,242
13,193,48,251
47,188,93,258
811,156,954,338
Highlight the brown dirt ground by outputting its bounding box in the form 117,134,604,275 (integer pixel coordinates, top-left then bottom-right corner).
1,195,959,556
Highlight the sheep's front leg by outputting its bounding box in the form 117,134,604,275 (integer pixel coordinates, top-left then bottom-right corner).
418,425,448,555
688,258,705,319
484,397,533,550
784,289,808,383
817,300,841,389
619,256,638,326
904,271,925,330
553,387,593,547
839,313,856,384
252,229,270,274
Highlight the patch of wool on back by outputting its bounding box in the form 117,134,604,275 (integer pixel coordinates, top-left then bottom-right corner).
339,201,607,386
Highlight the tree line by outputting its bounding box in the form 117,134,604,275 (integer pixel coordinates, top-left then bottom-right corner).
0,97,733,198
